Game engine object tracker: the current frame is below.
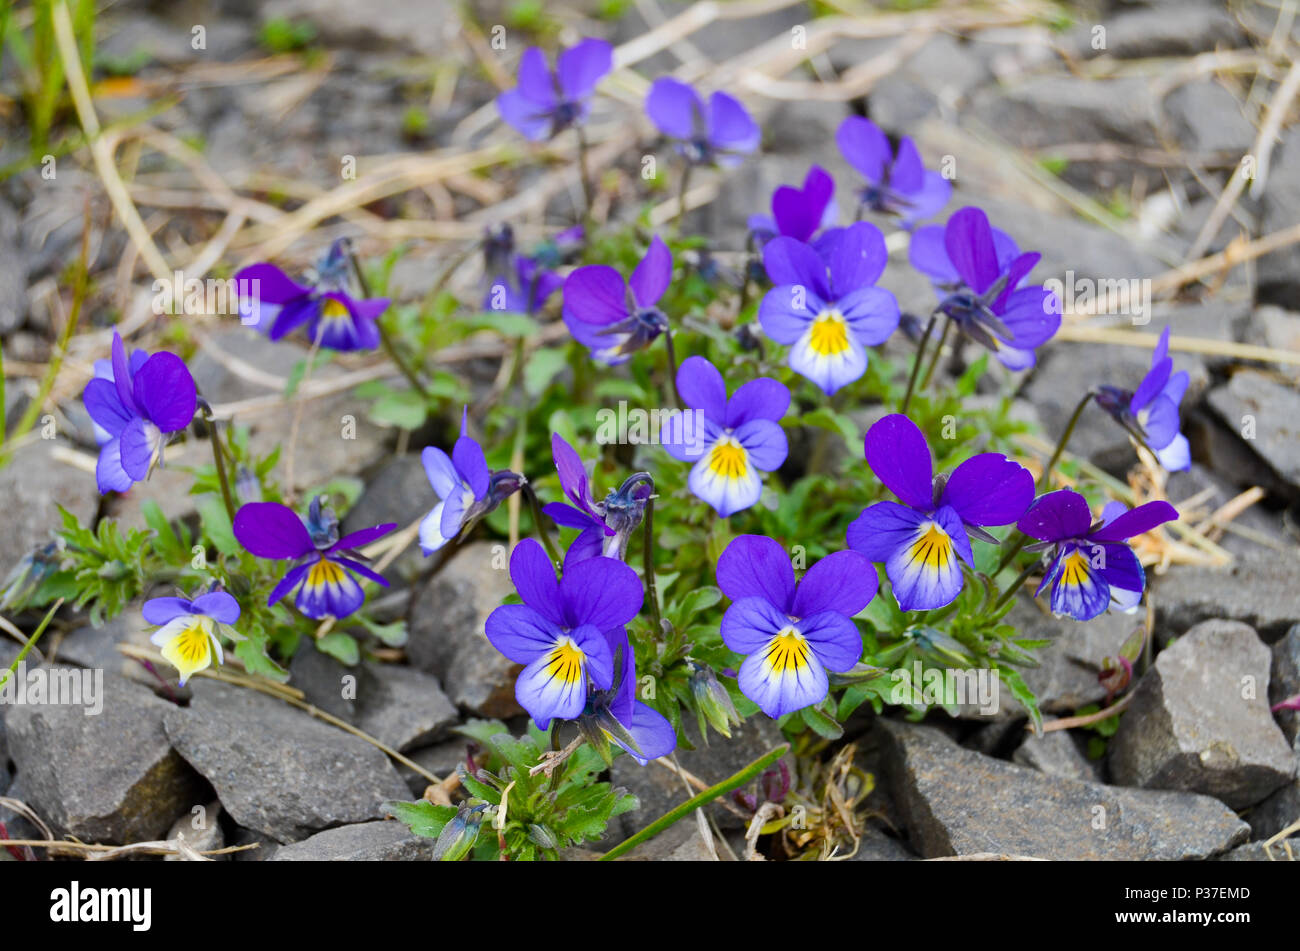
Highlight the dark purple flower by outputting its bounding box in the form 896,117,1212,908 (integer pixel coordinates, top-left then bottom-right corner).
562,235,672,364
758,223,900,394
484,539,644,728
748,164,836,246
577,625,676,764
235,239,389,352
543,434,651,566
1017,490,1178,621
496,38,612,141
847,414,1035,612
645,78,759,167
662,356,789,518
837,116,950,226
1094,326,1190,471
82,331,197,495
909,206,1061,370
718,535,876,718
420,408,523,553
233,496,396,620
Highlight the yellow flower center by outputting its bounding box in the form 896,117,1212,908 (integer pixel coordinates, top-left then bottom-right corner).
172,621,211,664
707,436,748,479
1061,550,1091,587
764,627,812,674
909,522,953,570
320,297,351,325
809,309,850,356
545,637,586,686
308,558,346,587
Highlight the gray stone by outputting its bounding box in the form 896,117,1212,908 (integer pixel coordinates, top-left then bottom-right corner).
612,715,790,836
1013,723,1102,783
1245,306,1300,382
618,817,718,861
287,642,357,721
6,671,204,843
1164,464,1292,558
1163,81,1255,155
259,0,462,57
1152,549,1300,643
341,456,436,583
1216,840,1298,862
50,611,176,694
1072,7,1246,60
397,735,478,796
164,680,410,844
1109,620,1295,809
0,439,100,582
968,76,1161,151
1249,777,1300,841
164,800,226,861
406,541,522,717
880,720,1248,859
355,662,457,753
1258,128,1300,309
270,820,436,860
0,198,26,335
843,829,917,861
1206,371,1300,491
1272,626,1300,749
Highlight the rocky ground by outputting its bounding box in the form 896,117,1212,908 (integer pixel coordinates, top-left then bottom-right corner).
2,0,1300,860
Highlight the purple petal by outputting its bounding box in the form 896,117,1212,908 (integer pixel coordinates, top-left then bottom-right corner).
1131,357,1173,414
1139,394,1181,449
118,417,157,480
836,116,890,184
95,439,134,494
452,434,490,500
132,352,196,433
496,88,554,141
901,170,952,226
726,377,790,427
1097,542,1144,594
761,237,830,299
421,446,460,500
331,523,396,552
1017,490,1093,542
515,47,557,105
110,333,139,417
758,283,817,345
83,378,134,438
629,235,672,308
737,638,828,718
510,537,563,625
661,408,719,462
485,603,562,663
267,562,311,607
944,207,1000,295
142,597,195,626
791,550,877,618
557,38,612,101
551,434,591,508
1155,433,1191,472
645,78,702,140
233,502,314,559
838,286,901,346
268,297,319,342
707,91,759,154
1088,500,1178,542
234,263,312,305
798,610,863,672
721,596,789,654
885,508,967,612
716,534,795,613
909,224,960,286
675,355,727,421
997,285,1061,348
190,591,241,624
889,136,925,193
562,265,627,328
846,500,929,563
733,418,788,472
332,555,390,588
772,165,834,242
560,556,644,630
1044,545,1111,621
614,702,677,764
864,414,934,511
940,453,1034,527
822,222,887,295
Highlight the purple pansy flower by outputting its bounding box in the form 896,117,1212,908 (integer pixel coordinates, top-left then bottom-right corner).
1017,489,1178,621
1094,326,1190,472
645,77,759,167
233,496,396,620
847,414,1035,612
758,222,901,394
562,235,672,365
420,408,524,554
662,356,790,518
235,239,390,352
144,588,241,685
836,116,950,226
482,223,574,316
496,38,612,142
82,331,197,496
484,538,643,727
718,535,876,718
748,164,837,246
578,625,677,764
543,434,651,566
909,206,1061,370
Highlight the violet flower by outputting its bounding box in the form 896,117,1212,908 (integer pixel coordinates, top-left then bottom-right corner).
1094,326,1190,471
1016,489,1178,621
645,78,759,167
420,408,524,554
758,222,901,394
144,588,242,685
577,626,677,764
847,414,1035,611
909,206,1061,370
82,331,197,495
496,38,612,142
562,235,672,364
543,434,651,566
748,164,836,246
837,116,950,226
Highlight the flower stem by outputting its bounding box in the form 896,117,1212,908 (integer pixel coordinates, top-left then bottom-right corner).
663,329,681,407
523,483,563,570
1039,390,1096,492
599,744,789,861
674,160,693,235
0,599,61,691
993,560,1040,612
200,400,238,522
575,125,595,227
642,497,663,634
348,247,431,402
900,310,939,416
918,315,953,391
993,530,1028,576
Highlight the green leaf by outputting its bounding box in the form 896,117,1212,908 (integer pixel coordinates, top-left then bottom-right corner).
999,668,1043,735
315,632,360,666
370,389,427,430
523,348,569,397
384,799,457,839
197,496,239,556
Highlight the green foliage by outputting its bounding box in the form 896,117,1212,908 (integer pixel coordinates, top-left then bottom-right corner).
257,18,316,54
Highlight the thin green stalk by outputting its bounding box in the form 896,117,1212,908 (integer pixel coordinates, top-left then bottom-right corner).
200,401,238,522
575,124,595,227
993,531,1028,576
642,498,662,633
0,599,62,690
662,329,681,407
674,160,694,234
900,310,938,416
1039,390,1096,492
524,483,563,569
918,315,953,391
599,744,789,861
993,561,1040,613
349,248,431,401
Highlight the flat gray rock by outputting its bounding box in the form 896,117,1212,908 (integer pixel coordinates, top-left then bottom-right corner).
880,720,1248,860
164,680,409,844
1206,371,1300,491
6,671,203,843
354,661,457,753
1272,625,1300,750
1013,723,1102,784
1109,620,1295,809
406,541,522,717
0,439,100,581
1153,550,1300,643
270,820,435,861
